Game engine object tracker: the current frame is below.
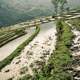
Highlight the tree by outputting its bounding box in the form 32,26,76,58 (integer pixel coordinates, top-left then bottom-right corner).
60,0,70,14
51,0,58,15
51,0,69,15
59,0,67,14
66,6,70,14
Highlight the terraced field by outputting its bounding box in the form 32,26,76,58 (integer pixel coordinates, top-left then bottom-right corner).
0,28,27,47
0,12,80,80
0,27,35,61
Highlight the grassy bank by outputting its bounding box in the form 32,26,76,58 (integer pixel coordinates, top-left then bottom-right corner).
0,26,40,70
30,20,73,80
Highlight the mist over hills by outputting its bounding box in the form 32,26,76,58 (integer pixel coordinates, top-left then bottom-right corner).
0,0,80,27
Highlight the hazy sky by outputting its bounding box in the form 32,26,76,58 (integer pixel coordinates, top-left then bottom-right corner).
0,0,80,11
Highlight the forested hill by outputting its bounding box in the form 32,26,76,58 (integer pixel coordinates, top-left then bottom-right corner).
0,0,80,27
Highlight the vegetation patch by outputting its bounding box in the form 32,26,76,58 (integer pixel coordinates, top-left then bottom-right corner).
0,26,40,70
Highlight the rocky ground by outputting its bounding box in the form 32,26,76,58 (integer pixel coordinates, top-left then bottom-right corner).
71,28,80,80
66,23,80,80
